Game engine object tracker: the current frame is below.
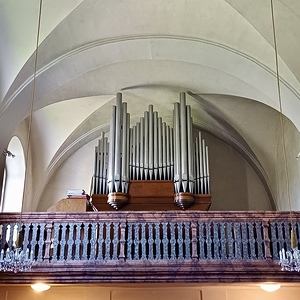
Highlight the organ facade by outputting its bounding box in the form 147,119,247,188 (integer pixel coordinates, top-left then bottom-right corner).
92,92,211,210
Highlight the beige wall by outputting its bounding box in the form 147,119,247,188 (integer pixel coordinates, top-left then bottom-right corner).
0,284,299,300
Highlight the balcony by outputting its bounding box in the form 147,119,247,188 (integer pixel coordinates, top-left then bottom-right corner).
0,211,299,284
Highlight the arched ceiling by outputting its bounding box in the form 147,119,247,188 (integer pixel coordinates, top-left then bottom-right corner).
0,0,299,210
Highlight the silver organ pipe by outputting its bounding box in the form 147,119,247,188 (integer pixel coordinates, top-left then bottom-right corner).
148,105,154,180
92,92,210,197
136,122,141,179
107,93,130,193
153,111,158,180
121,102,129,193
187,105,194,193
139,116,144,180
93,132,109,194
107,105,116,193
144,111,149,180
173,102,181,193
180,93,188,192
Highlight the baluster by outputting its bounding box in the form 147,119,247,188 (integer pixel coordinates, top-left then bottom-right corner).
155,223,161,260
43,222,53,261
295,222,300,249
7,223,14,249
205,222,212,259
184,222,191,259
59,223,68,260
241,222,249,259
263,221,272,260
112,222,119,260
255,222,264,260
104,223,111,260
169,223,176,260
148,223,154,260
219,222,227,260
177,222,184,260
213,223,220,259
81,223,89,260
51,223,60,262
191,222,198,260
0,224,8,250
30,224,39,261
162,223,169,260
119,222,126,261
97,223,105,260
198,223,205,259
233,223,242,259
66,224,74,260
283,221,291,249
126,223,133,260
37,224,46,261
89,223,97,260
141,223,147,260
133,223,140,260
226,222,234,259
248,222,256,259
21,223,30,252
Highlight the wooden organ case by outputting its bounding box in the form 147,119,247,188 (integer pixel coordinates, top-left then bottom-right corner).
91,92,211,211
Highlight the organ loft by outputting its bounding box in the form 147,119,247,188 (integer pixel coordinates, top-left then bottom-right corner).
90,92,212,211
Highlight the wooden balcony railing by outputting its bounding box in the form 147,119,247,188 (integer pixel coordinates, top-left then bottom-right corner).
0,211,299,284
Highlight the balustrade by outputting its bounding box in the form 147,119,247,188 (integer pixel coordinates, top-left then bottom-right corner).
0,212,299,263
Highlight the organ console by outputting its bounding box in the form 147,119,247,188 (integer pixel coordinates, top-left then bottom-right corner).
92,92,211,211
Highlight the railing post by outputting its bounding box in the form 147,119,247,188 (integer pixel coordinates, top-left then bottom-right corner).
262,220,272,260
119,221,127,261
191,222,198,260
43,222,53,261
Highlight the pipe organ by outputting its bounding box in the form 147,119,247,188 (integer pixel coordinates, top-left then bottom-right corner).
92,92,211,210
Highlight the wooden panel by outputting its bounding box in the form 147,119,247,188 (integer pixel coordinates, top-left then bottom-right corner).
91,180,211,211
111,289,201,300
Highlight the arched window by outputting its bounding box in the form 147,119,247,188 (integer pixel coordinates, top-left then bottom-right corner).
0,136,25,212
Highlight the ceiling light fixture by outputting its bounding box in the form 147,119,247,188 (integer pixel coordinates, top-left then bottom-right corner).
260,283,281,292
31,283,51,292
0,0,43,273
270,0,300,272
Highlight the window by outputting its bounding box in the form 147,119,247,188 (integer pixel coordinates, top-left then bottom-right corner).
1,136,25,212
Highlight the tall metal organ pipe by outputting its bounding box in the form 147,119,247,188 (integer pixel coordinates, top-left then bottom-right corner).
107,93,130,193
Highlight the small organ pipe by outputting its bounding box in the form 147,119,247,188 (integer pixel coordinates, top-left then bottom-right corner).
114,94,122,192
107,105,116,193
206,145,210,194
173,102,181,193
98,133,105,193
180,93,188,192
148,105,154,180
153,112,158,180
170,128,174,179
136,122,141,180
202,139,207,194
121,102,128,193
166,125,170,180
187,105,194,193
131,126,136,180
158,117,163,180
162,122,167,179
195,137,200,194
103,136,109,194
144,111,149,180
140,117,144,180
126,113,130,184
